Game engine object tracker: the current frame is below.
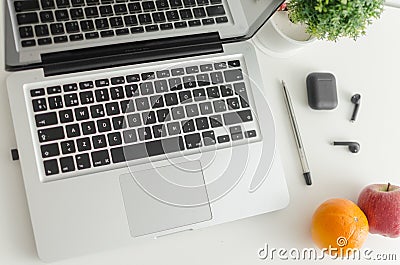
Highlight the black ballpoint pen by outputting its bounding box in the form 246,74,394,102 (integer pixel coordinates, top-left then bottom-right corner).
281,80,312,185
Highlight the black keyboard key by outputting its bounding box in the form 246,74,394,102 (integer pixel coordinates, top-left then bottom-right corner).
85,6,99,18
95,79,109,87
75,107,90,121
185,104,199,117
99,5,114,16
228,60,241,67
125,84,139,98
128,2,142,13
19,26,34,38
188,20,201,27
193,7,206,18
70,8,84,19
114,4,128,15
81,121,97,135
216,16,228,24
21,39,36,47
105,102,121,115
170,0,183,8
140,82,154,95
90,104,105,118
199,102,212,115
220,84,234,97
41,143,60,158
234,82,249,107
217,135,230,143
55,9,69,21
95,18,109,30
165,93,178,106
111,136,184,163
80,20,95,31
160,23,173,30
182,119,195,133
210,114,223,128
63,94,78,107
47,86,62,94
193,88,206,101
110,17,124,28
183,0,196,7
197,0,209,5
152,124,167,138
166,10,179,21
66,21,80,33
142,111,156,125
172,106,185,120
227,97,240,110
124,15,138,26
210,0,222,3
50,23,65,35
195,117,209,130
60,156,75,173
156,0,169,10
35,25,50,37
186,66,199,74
137,127,152,141
120,100,135,114
66,124,81,137
48,96,63,109
231,132,243,141
174,21,187,28
142,1,156,11
59,109,74,123
44,159,59,175
38,126,65,142
152,12,166,23
223,109,253,125
196,74,210,86
95,89,110,102
113,116,127,130
244,130,257,138
202,130,216,146
206,5,225,16
169,77,183,90
116,28,129,35
138,14,152,24
126,74,140,83
131,26,144,35
207,86,220,99
202,18,215,25
150,95,164,108
185,133,201,149
32,98,47,112
40,11,54,23
179,91,192,104
97,118,112,133
72,0,85,6
76,153,91,170
61,140,76,154
210,72,224,84
38,37,52,45
108,132,122,146
54,35,68,43
86,0,99,5
156,108,171,122
80,91,95,104
180,9,193,20
17,13,39,25
77,137,92,151
56,0,70,8
80,81,94,89
31,88,45,97
141,72,155,80
85,32,99,39
15,1,40,12
92,135,107,149
145,25,159,32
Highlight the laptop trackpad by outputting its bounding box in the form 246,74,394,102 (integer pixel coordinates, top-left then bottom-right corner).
119,161,212,237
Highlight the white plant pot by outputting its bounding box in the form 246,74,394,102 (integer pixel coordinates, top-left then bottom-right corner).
254,11,316,56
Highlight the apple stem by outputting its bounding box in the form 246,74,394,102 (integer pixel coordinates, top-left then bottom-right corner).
387,183,391,192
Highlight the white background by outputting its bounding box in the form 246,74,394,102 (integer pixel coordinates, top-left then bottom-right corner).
1,5,400,265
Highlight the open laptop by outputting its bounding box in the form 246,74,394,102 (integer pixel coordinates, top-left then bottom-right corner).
5,0,289,262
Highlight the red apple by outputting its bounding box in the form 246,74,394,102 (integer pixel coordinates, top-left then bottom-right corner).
358,183,400,238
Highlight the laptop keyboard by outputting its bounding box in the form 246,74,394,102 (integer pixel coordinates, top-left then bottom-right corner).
13,0,229,48
29,56,260,181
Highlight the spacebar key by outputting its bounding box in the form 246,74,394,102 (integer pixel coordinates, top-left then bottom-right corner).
111,136,185,163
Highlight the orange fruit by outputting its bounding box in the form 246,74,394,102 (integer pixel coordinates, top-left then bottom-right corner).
311,198,369,256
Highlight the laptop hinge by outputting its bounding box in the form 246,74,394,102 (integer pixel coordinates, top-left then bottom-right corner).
41,33,223,77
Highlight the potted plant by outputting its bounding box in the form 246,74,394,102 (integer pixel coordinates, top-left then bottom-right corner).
255,0,385,55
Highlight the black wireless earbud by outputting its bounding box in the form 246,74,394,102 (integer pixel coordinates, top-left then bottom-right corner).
350,94,361,122
333,141,360,153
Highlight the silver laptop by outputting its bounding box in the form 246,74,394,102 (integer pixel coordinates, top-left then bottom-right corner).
5,0,289,261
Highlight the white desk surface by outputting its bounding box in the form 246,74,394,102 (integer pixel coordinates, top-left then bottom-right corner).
1,6,400,265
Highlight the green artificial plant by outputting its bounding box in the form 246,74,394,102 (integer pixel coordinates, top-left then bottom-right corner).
287,0,385,41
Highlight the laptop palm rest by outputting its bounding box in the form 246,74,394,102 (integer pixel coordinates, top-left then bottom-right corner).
119,161,212,237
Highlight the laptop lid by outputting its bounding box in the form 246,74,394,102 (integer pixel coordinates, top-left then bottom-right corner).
5,0,284,72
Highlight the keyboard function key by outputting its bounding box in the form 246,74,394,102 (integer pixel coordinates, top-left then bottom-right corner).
44,159,59,176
